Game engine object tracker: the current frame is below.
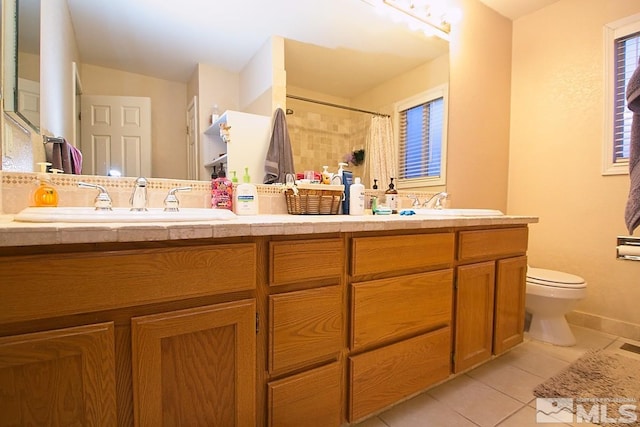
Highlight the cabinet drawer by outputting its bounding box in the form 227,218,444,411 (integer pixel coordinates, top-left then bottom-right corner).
351,270,453,351
269,285,342,373
270,239,343,286
268,362,342,427
349,327,451,422
458,227,528,263
0,244,257,324
351,233,454,277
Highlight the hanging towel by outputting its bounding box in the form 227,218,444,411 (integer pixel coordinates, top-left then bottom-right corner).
264,108,295,184
69,144,83,174
46,138,83,174
625,61,640,234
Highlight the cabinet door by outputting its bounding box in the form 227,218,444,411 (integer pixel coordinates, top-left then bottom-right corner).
0,322,117,426
131,299,255,427
494,256,528,355
269,285,342,374
268,362,342,427
454,261,495,373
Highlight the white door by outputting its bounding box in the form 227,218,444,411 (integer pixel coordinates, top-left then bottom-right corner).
186,96,198,180
17,78,40,128
80,95,151,177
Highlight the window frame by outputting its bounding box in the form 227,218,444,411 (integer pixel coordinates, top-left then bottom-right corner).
395,84,448,188
603,13,640,176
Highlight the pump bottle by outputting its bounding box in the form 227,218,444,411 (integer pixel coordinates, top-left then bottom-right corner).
30,162,58,207
385,177,398,213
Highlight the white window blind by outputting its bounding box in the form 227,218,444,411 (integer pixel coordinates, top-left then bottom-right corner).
398,98,444,180
613,31,640,164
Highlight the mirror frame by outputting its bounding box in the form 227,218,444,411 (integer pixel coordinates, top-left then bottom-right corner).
3,0,40,133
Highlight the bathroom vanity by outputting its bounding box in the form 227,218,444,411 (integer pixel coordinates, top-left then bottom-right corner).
0,214,535,426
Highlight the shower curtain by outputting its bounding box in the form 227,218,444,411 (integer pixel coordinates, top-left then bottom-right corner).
365,115,396,190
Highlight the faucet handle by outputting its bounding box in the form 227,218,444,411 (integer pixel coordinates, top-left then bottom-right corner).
163,186,192,212
78,182,112,211
407,194,421,208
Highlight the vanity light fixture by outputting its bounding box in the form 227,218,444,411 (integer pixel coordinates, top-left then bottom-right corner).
363,0,460,41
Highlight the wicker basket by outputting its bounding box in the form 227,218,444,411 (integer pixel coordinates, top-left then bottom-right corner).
284,183,344,215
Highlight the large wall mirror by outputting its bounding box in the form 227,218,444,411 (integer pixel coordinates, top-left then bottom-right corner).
2,0,40,132
1,0,449,182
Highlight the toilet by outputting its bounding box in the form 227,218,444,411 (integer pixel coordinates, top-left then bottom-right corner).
525,267,587,346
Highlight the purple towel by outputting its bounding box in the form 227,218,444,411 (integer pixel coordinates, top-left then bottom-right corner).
625,62,640,234
48,138,83,175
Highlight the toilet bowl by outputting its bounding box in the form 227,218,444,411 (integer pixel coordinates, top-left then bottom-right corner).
525,267,587,346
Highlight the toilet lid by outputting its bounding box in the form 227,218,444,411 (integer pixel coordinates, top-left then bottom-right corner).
527,267,586,289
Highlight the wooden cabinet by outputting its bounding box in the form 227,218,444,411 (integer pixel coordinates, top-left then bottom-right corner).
494,256,528,354
131,299,256,427
454,228,529,373
267,238,344,427
347,232,455,422
0,242,258,427
269,285,342,374
349,328,451,422
351,269,453,351
0,322,117,426
351,233,454,277
268,362,342,427
454,261,495,372
269,238,343,286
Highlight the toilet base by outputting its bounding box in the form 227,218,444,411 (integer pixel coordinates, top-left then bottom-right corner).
528,313,576,346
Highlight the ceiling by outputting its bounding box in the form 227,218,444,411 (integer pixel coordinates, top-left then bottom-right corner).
477,0,561,20
43,0,558,98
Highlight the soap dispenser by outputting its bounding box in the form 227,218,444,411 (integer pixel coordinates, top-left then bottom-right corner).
384,177,398,213
30,162,58,207
234,167,259,215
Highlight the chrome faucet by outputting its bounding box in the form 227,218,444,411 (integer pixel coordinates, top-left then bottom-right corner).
423,192,449,209
78,182,112,210
163,186,192,212
130,177,148,211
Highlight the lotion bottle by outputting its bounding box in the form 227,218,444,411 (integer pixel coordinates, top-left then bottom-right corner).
349,177,365,216
30,162,58,207
384,177,398,213
234,167,259,215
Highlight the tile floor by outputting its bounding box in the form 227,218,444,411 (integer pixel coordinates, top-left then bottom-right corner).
353,325,640,427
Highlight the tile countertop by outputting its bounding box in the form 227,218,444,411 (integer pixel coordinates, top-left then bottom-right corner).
0,213,539,248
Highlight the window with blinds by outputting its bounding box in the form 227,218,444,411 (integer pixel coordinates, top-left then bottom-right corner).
613,31,640,164
398,98,444,179
603,14,640,175
395,85,448,187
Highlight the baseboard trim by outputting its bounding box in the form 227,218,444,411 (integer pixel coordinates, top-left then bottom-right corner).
567,310,640,341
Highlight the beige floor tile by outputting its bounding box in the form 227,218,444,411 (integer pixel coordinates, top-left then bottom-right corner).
466,357,544,403
351,416,390,427
523,325,618,363
497,405,569,427
526,399,603,426
498,341,570,378
427,375,523,427
606,337,640,361
378,392,478,427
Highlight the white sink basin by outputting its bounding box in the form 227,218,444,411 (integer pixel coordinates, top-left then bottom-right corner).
13,207,237,223
402,208,504,217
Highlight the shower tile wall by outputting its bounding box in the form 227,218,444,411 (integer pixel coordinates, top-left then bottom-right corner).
287,106,367,177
